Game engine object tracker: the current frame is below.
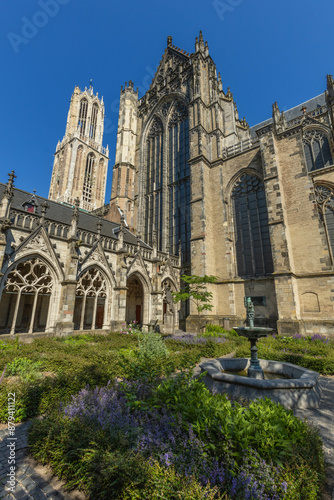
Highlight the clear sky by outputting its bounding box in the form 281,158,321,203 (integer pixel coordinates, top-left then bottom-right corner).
1,0,333,202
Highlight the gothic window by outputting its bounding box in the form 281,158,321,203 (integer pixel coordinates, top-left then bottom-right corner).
73,146,83,190
314,183,334,264
90,103,99,140
303,130,333,172
78,99,88,136
83,153,95,205
74,267,107,330
0,258,53,334
144,117,163,248
96,158,104,202
168,102,190,264
232,174,274,277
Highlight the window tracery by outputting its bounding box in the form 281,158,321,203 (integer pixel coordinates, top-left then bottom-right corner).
314,183,334,264
75,267,107,331
232,174,273,277
303,129,332,172
78,99,88,136
83,153,95,205
1,258,53,334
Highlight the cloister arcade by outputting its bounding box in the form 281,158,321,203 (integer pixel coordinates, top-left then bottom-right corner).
0,257,54,334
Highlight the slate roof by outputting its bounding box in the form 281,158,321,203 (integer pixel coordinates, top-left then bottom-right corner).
0,184,151,249
249,92,327,138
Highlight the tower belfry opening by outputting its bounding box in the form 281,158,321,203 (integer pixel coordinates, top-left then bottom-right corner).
49,85,110,212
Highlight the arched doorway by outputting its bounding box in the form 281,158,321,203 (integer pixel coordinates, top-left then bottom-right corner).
126,275,144,325
74,267,107,330
0,258,53,334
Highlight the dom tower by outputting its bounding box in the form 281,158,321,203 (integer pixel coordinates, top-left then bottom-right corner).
49,84,109,211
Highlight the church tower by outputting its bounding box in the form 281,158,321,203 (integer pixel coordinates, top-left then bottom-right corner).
49,85,109,211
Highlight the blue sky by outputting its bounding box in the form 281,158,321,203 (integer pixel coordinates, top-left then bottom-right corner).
1,0,333,202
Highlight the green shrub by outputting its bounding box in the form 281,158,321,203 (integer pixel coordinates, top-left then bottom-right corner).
150,372,324,468
6,357,43,382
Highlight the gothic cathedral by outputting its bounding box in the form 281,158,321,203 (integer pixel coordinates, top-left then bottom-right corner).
1,32,334,336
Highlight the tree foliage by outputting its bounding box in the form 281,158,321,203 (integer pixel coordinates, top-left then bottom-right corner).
172,275,218,313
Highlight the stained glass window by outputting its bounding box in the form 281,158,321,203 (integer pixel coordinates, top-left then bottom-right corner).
232,174,273,277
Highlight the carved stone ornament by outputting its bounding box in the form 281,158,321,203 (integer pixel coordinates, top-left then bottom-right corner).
5,258,53,294
169,101,188,126
24,234,50,255
147,117,163,139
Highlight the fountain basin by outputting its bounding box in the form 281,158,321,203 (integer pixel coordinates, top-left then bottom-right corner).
234,326,273,340
199,358,322,409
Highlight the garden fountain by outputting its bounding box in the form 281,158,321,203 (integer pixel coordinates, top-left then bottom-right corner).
233,297,273,379
199,298,322,409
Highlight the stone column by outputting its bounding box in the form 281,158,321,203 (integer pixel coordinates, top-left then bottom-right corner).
55,202,80,336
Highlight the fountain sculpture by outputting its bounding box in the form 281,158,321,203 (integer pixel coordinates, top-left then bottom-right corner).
199,298,322,409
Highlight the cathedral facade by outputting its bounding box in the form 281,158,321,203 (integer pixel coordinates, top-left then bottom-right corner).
0,32,334,336
106,33,334,335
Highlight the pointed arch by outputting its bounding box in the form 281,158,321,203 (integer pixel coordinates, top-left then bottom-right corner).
73,145,84,191
144,116,164,248
74,265,111,330
303,128,333,172
0,256,57,334
83,153,95,207
314,182,334,264
167,99,190,264
90,103,99,140
78,98,88,136
126,271,150,326
231,172,273,277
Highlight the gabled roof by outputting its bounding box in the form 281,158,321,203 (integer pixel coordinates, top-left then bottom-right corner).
250,92,327,137
0,184,151,249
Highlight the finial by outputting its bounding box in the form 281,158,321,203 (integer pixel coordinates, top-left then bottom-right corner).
97,218,103,238
301,106,307,115
167,35,173,47
137,232,141,250
226,87,233,99
327,74,334,91
4,171,16,200
72,197,80,223
33,189,36,195
89,78,93,88
40,201,49,224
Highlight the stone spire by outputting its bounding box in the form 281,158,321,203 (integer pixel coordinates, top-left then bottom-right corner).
272,101,286,133
327,74,334,91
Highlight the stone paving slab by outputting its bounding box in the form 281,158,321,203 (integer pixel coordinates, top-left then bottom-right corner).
0,423,84,500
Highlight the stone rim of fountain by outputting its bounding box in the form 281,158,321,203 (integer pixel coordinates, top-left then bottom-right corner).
199,357,322,409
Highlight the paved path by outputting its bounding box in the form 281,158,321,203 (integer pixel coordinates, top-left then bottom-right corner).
0,377,333,499
0,422,84,500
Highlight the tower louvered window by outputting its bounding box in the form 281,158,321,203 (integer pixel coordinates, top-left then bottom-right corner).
78,99,88,136
90,104,98,140
232,174,273,277
315,183,334,264
83,153,95,204
303,130,333,172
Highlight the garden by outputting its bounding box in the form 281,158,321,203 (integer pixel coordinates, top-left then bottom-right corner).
1,326,333,499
